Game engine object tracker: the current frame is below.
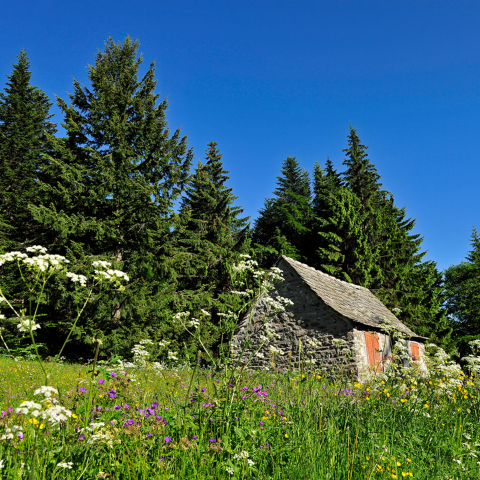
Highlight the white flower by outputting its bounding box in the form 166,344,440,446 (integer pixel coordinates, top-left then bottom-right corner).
168,351,178,361
225,466,234,475
0,314,5,319
66,272,88,286
0,296,6,303
201,309,211,316
16,401,42,417
57,462,73,469
233,450,249,459
247,459,255,467
158,340,171,348
187,318,200,329
34,386,59,398
0,459,4,468
269,346,284,355
17,318,41,332
92,260,111,269
40,405,72,425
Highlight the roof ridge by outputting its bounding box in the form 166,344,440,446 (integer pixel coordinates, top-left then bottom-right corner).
278,255,425,339
281,255,369,291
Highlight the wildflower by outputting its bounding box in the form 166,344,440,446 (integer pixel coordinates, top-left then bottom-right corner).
164,437,172,443
0,459,4,468
34,386,58,398
284,434,289,438
79,388,87,393
108,391,116,399
17,318,41,332
247,459,255,467
57,462,73,469
98,379,105,385
192,436,198,440
110,372,117,378
209,438,216,443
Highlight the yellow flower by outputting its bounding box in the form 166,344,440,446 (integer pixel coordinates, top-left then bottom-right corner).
99,394,104,398
401,399,408,403
366,456,370,460
317,375,322,379
396,462,401,466
392,475,397,479
424,404,429,408
366,397,370,401
72,413,78,419
284,434,289,438
39,424,45,429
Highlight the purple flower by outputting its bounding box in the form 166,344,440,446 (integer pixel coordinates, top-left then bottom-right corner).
78,435,85,441
159,457,165,462
209,438,216,443
97,379,105,385
201,388,206,392
17,433,24,439
147,433,153,438
192,436,198,440
259,421,264,426
108,390,116,399
127,419,134,425
164,437,172,443
110,372,117,377
79,387,87,393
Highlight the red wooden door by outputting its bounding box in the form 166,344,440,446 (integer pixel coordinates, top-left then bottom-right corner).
411,342,420,361
365,332,382,372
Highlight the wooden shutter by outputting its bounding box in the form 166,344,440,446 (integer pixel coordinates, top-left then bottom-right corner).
365,332,381,372
411,342,420,361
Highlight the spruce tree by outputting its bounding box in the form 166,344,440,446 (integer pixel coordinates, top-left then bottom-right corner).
311,127,449,345
443,227,480,354
174,142,250,355
0,49,56,244
253,156,312,266
29,37,192,357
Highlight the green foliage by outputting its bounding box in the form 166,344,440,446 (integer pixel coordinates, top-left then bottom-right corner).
0,49,57,245
252,156,313,266
443,228,480,355
173,142,251,357
26,37,192,358
0,357,479,479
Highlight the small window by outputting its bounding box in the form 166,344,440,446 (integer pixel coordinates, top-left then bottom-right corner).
411,342,420,361
365,332,382,372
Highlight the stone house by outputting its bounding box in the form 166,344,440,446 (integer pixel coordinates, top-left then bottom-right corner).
231,256,427,377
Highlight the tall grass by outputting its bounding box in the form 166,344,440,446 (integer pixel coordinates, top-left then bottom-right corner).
0,356,479,479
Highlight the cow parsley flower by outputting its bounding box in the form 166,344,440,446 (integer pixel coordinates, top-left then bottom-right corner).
57,462,73,469
17,318,41,333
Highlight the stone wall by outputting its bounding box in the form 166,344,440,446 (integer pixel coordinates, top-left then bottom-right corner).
230,260,358,375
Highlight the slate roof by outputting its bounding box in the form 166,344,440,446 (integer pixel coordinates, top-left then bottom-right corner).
278,256,426,339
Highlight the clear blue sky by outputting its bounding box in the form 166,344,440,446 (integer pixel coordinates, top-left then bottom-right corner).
1,0,479,272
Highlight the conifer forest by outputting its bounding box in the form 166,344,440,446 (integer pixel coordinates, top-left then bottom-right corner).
1,37,479,364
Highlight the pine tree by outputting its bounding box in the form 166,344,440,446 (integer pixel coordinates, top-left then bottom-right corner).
0,49,56,245
29,37,193,357
311,128,449,345
443,227,480,354
174,142,250,355
253,156,313,266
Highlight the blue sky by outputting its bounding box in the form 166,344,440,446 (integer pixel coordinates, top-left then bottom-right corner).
1,0,479,271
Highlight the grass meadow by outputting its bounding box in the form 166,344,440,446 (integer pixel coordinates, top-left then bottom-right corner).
0,356,479,480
